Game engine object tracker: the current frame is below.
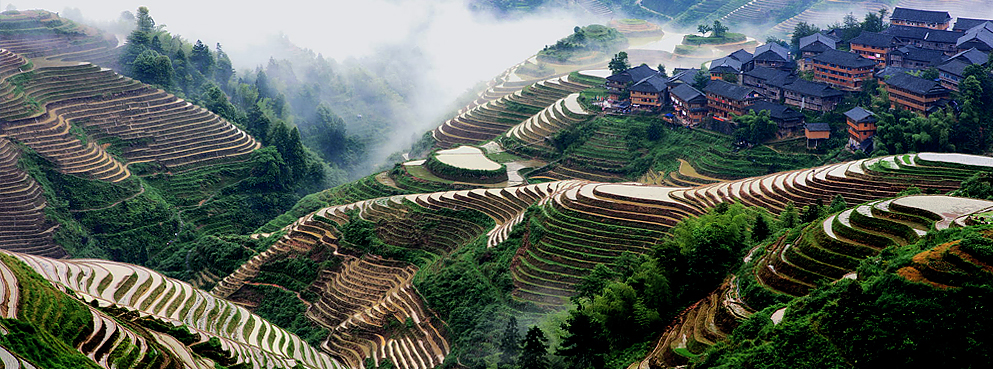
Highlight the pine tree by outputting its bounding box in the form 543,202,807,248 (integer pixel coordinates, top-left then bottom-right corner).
829,194,848,213
780,201,799,228
246,104,272,145
557,311,606,369
190,40,214,76
518,326,548,369
136,6,155,33
499,316,520,365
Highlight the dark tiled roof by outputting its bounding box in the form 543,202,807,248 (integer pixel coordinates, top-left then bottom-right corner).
767,73,798,88
800,33,837,51
813,49,876,69
743,66,791,82
783,79,843,98
885,72,947,95
958,26,993,49
746,101,803,121
629,74,668,93
667,68,700,85
891,7,952,24
728,49,754,63
710,56,743,73
892,45,945,64
669,83,706,103
850,32,896,48
845,107,876,123
607,64,658,84
955,18,993,32
937,59,971,77
882,25,962,43
947,48,990,65
805,123,831,132
753,43,789,62
926,29,966,43
884,25,929,40
704,79,759,101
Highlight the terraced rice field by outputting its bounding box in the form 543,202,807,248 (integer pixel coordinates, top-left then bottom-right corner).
640,186,993,368
8,252,343,369
0,138,62,257
207,151,993,367
505,93,591,146
0,20,259,184
432,74,597,148
0,11,118,66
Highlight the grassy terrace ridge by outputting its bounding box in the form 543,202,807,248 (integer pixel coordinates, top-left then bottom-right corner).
682,32,747,45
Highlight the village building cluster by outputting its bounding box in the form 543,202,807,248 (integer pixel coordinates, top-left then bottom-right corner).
603,7,993,152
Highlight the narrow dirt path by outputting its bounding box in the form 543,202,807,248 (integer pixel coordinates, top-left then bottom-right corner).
243,281,313,308
69,183,145,213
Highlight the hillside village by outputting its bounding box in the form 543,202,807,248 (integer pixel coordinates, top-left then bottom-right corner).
603,7,993,152
2,3,993,369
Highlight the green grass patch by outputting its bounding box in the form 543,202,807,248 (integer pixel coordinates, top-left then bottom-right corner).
682,32,747,45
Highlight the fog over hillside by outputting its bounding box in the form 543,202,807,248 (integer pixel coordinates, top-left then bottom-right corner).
9,0,591,167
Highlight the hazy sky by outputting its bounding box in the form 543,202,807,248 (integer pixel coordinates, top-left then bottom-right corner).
8,0,586,100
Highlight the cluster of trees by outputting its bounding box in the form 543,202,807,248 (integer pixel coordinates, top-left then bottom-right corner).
872,64,993,155
116,7,330,194
511,204,779,368
696,20,729,38
699,226,993,368
538,25,628,63
733,110,778,145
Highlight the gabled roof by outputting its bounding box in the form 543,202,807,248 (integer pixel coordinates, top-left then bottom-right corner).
800,33,838,51
704,79,759,101
743,66,792,82
890,7,952,24
924,29,965,43
728,49,754,63
667,68,700,86
845,107,877,123
883,26,963,43
746,101,803,121
629,74,668,93
850,31,896,48
884,25,929,40
782,79,844,98
767,72,798,88
805,123,831,132
957,25,993,50
955,18,993,32
709,56,743,73
812,49,876,69
937,59,971,78
884,72,948,95
892,45,945,64
946,48,990,65
606,64,658,84
753,43,789,62
669,83,706,104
